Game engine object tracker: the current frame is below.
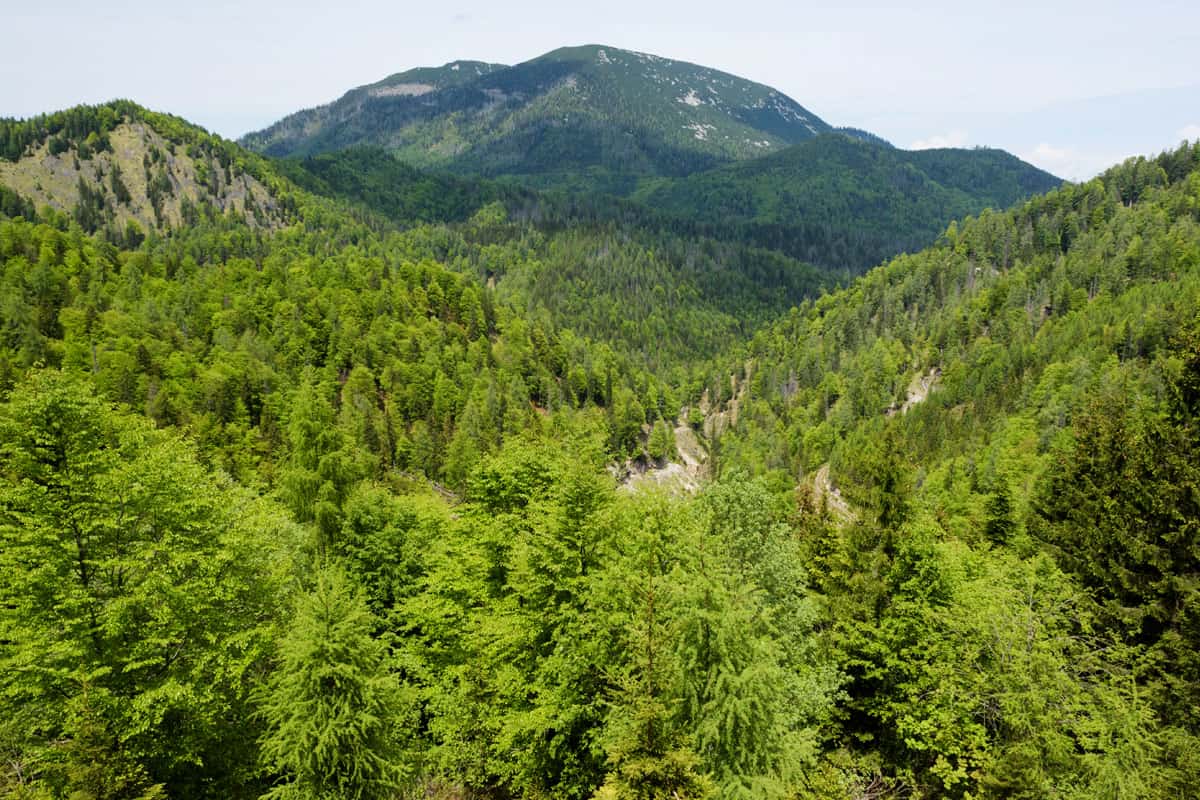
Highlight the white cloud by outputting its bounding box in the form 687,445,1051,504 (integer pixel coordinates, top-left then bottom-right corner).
1030,142,1070,162
909,129,969,150
1178,123,1200,142
1018,142,1120,182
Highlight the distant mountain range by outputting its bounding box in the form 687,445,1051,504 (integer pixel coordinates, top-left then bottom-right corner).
240,44,1061,235
1,45,1063,289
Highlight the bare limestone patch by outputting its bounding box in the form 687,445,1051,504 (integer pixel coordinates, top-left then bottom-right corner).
369,83,436,98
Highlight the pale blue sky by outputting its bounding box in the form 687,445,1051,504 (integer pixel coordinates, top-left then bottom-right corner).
3,0,1198,179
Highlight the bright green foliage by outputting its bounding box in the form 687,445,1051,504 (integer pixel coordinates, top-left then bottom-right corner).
336,484,450,621
595,496,714,800
598,635,712,800
4,98,1200,800
0,207,672,491
385,445,833,800
719,142,1200,497
406,437,619,799
258,567,406,800
280,374,369,550
672,566,797,800
646,417,675,461
0,370,299,799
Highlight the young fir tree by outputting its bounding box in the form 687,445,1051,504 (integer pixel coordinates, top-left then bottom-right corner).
647,418,676,463
597,580,712,800
259,567,405,800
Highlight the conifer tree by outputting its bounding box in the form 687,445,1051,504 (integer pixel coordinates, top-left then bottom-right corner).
259,566,405,800
647,418,676,462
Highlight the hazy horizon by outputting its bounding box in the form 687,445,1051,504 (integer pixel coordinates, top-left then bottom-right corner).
4,0,1198,180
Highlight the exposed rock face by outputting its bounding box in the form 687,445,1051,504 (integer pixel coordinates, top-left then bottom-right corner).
0,121,285,233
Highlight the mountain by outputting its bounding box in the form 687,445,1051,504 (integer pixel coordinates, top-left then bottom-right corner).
0,101,293,242
241,44,833,191
854,83,1200,180
243,46,1059,266
633,134,1063,270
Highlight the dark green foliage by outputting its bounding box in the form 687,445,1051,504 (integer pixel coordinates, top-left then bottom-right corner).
1032,328,1200,729
983,483,1015,543
276,147,514,225
634,134,1061,271
109,163,131,204
0,184,34,219
279,148,841,372
0,102,127,161
74,174,107,231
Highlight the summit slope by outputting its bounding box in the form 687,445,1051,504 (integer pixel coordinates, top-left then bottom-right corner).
241,44,833,189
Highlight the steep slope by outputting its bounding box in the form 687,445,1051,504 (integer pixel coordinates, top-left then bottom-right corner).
697,140,1200,797
241,45,832,189
634,134,1062,270
0,102,292,241
714,142,1197,490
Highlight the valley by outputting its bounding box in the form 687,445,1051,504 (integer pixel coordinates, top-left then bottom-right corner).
1,41,1198,800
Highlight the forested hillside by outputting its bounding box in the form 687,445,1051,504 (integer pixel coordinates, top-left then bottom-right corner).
633,135,1062,271
705,141,1200,795
276,146,843,371
0,104,840,375
0,101,293,241
2,92,1199,800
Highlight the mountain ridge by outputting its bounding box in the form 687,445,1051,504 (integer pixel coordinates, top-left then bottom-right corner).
632,134,1063,269
0,100,295,240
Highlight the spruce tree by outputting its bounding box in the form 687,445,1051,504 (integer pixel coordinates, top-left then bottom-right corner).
259,567,405,800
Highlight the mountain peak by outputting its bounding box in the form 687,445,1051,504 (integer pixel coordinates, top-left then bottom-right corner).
533,43,661,64
240,45,833,184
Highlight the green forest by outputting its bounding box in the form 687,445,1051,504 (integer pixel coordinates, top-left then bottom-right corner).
1,93,1199,800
